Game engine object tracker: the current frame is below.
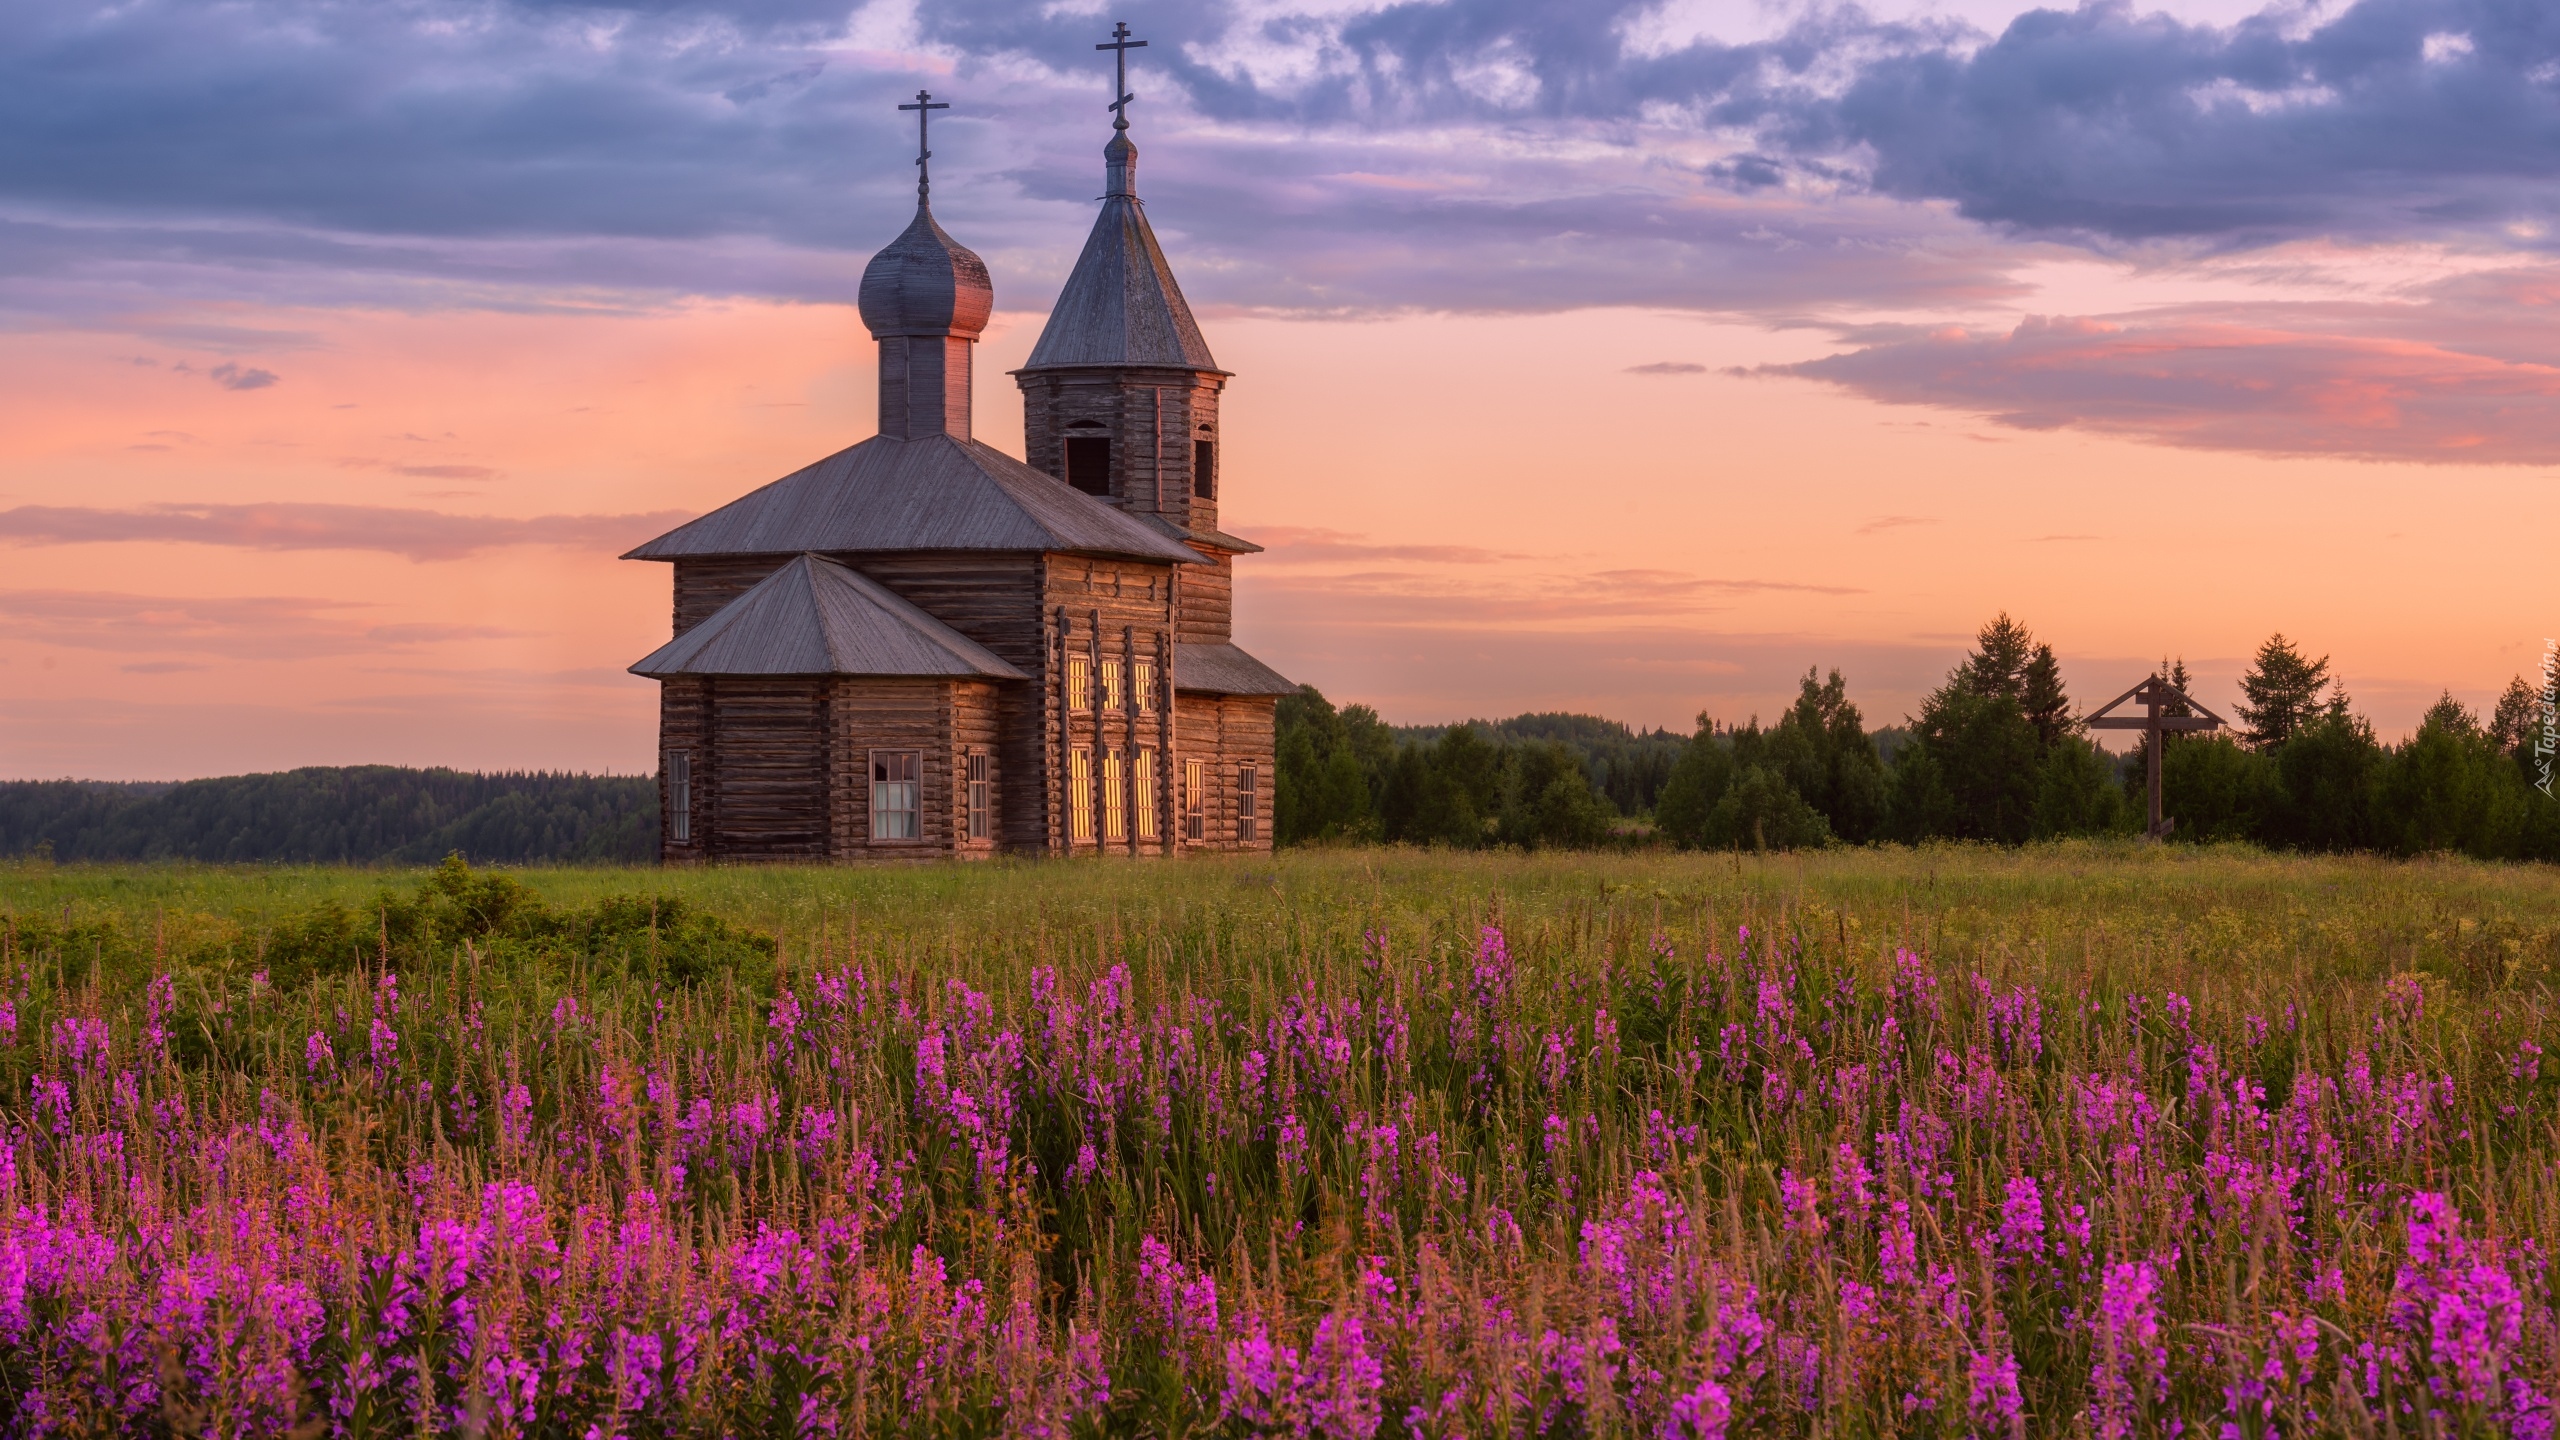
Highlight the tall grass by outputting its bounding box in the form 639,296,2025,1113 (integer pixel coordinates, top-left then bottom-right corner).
0,844,2552,1436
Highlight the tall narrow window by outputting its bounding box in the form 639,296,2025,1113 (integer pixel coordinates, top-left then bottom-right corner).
1070,748,1095,844
1101,659,1124,713
1066,655,1092,712
1134,660,1156,714
668,751,692,843
1066,435,1112,496
1184,758,1206,842
1237,765,1259,844
1102,749,1127,841
1135,748,1158,840
966,753,991,842
1193,438,1216,500
870,750,921,842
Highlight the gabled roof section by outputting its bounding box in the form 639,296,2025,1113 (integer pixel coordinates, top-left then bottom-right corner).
622,433,1201,564
630,554,1028,680
1175,642,1295,696
1136,512,1264,554
1021,151,1220,374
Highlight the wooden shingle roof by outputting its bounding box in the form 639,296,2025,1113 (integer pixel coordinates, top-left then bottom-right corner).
622,433,1202,564
1019,138,1221,374
1175,642,1295,696
629,554,1028,680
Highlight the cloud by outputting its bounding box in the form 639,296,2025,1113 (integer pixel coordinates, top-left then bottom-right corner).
119,660,208,673
1857,514,1937,534
1763,289,2560,464
206,361,277,390
0,502,693,560
0,588,378,659
1244,526,1533,566
1627,361,1709,374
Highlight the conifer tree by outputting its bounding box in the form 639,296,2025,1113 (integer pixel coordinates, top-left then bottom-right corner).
2236,634,2343,750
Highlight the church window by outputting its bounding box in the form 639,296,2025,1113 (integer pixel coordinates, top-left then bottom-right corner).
1066,655,1092,712
1103,749,1126,841
1183,758,1206,841
1237,765,1259,844
1070,748,1095,843
870,751,921,842
1193,439,1216,500
1066,435,1112,496
668,752,692,843
1101,659,1123,713
1134,660,1156,714
1135,748,1158,840
966,753,991,842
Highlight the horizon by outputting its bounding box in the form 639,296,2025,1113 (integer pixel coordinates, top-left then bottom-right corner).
4,0,2551,782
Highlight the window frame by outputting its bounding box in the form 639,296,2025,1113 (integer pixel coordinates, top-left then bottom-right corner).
1101,658,1124,714
1193,438,1216,500
1102,748,1127,842
1237,764,1259,844
1065,434,1112,496
1066,655,1093,713
966,752,991,843
869,749,923,844
1183,758,1206,842
1134,660,1156,715
1135,748,1158,841
1069,747,1095,844
668,751,692,844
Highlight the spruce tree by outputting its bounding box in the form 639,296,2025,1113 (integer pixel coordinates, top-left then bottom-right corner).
2236,634,2342,750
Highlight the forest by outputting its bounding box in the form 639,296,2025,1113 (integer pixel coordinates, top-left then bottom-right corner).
1277,614,2560,861
0,766,655,864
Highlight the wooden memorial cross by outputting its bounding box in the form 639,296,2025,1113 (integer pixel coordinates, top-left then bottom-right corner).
2086,674,2227,839
1098,22,1148,131
898,90,950,202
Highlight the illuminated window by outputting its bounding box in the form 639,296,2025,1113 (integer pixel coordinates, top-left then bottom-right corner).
1066,655,1092,712
1066,435,1111,496
966,753,991,842
1103,749,1126,841
1183,758,1206,842
1070,748,1095,844
668,752,692,843
1101,659,1124,713
1237,765,1259,844
1193,438,1216,500
870,750,920,842
1134,660,1155,714
1135,748,1158,840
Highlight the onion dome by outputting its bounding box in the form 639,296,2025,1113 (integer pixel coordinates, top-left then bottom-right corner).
858,203,994,341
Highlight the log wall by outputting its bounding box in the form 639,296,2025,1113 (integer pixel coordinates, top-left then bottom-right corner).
1016,369,1228,534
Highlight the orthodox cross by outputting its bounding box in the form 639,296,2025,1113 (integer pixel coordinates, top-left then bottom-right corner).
898,90,949,202
2086,673,2227,839
1097,22,1148,131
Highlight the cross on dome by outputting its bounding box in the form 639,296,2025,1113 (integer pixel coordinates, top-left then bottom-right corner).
1097,22,1147,132
897,89,950,203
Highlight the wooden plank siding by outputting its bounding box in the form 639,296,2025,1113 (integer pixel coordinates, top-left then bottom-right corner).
1171,692,1278,853
1175,555,1233,647
1016,370,1226,534
674,558,788,636
710,678,828,859
657,678,711,864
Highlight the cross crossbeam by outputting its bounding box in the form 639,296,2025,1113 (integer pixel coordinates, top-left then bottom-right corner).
1097,22,1148,131
898,89,950,202
2085,674,2226,838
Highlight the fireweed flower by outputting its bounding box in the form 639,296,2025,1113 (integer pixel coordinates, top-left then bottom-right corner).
2091,1260,2168,1439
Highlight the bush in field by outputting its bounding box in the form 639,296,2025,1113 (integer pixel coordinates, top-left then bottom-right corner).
0,856,2551,1436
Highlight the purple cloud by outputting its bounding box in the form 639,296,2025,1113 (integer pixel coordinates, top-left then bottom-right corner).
0,502,693,561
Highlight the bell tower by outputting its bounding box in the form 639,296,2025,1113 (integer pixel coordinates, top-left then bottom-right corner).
1012,29,1232,544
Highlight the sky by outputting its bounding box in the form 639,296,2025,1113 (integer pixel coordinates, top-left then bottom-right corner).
1,0,2554,779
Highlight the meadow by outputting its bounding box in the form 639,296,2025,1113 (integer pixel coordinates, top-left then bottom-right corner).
0,843,2553,1437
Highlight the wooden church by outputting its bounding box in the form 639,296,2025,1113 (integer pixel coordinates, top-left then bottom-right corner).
627,61,1291,862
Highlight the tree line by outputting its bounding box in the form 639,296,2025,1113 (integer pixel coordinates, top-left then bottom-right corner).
1276,614,2560,860
1,767,657,864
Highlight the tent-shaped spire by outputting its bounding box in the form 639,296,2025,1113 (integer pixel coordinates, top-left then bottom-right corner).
1020,131,1221,373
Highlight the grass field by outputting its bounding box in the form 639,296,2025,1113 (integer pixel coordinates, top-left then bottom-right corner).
0,843,2553,1436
